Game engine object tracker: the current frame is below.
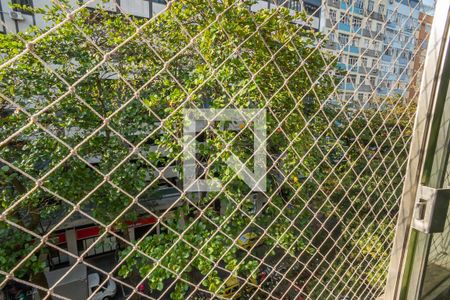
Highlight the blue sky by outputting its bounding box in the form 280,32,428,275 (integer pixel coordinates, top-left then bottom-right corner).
423,0,435,7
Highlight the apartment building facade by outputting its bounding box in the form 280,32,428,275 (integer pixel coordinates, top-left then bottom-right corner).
378,0,420,100
321,0,387,106
321,0,425,106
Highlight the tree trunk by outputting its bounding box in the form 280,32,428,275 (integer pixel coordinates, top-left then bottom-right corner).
30,255,49,299
118,228,140,299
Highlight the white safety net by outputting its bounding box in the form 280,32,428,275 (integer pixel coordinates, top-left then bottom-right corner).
0,0,435,299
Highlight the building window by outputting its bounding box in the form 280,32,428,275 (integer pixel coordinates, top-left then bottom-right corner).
352,17,362,29
355,0,364,9
329,32,335,42
385,28,394,41
330,9,337,23
342,13,350,24
400,51,407,59
373,41,380,50
48,246,69,270
358,93,364,101
339,33,349,45
361,57,368,67
363,38,369,48
376,23,382,32
370,77,376,86
385,46,393,56
405,23,414,33
77,235,117,257
379,4,385,14
347,74,357,85
134,224,157,240
11,0,33,14
390,11,397,23
288,0,302,12
352,37,359,47
349,56,358,65
368,0,374,11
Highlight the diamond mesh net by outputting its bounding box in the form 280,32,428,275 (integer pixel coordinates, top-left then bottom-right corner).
0,0,434,299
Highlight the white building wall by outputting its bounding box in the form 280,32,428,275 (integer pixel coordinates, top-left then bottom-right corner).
0,0,320,34
120,0,151,17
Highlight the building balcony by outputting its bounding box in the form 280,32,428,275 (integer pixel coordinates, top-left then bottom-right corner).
382,55,392,62
387,21,398,30
404,26,415,34
388,73,398,81
384,35,395,43
362,29,383,41
357,66,368,74
361,48,381,57
340,2,363,15
337,63,358,72
392,40,402,49
361,29,372,38
398,57,409,65
343,45,360,54
406,42,416,51
338,63,358,72
337,62,347,70
370,12,385,21
358,85,373,92
352,26,362,34
338,22,351,32
340,83,355,91
357,66,378,75
327,0,340,8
